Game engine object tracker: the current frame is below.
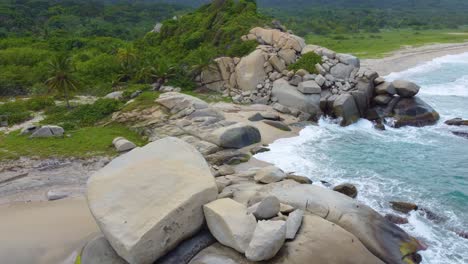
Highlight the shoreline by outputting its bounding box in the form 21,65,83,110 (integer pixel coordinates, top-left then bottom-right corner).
361,42,468,76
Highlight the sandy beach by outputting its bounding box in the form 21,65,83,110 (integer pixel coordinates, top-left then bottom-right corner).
361,42,468,76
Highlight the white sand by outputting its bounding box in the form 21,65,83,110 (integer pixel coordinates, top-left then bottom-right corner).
0,199,98,264
361,42,468,76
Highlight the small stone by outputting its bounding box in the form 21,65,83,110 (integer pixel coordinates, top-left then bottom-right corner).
250,146,270,155
286,209,304,239
297,80,321,94
279,203,295,214
289,75,302,86
248,196,281,220
113,137,137,152
46,190,68,201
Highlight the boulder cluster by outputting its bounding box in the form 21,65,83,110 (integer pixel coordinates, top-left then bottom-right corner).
82,134,426,264
201,27,439,128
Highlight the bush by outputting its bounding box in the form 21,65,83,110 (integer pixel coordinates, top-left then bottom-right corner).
24,96,56,111
42,98,122,129
288,52,323,74
0,101,32,125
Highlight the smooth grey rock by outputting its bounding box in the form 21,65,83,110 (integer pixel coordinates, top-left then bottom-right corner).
375,82,396,95
392,80,420,98
203,198,257,254
336,53,360,68
206,123,261,149
374,94,393,106
330,63,355,79
297,80,321,94
236,50,267,91
254,166,286,184
81,235,127,264
248,196,281,220
272,103,291,114
272,79,320,116
113,137,136,152
286,209,304,240
245,220,286,261
315,74,326,87
87,137,218,264
333,94,360,126
288,75,302,86
30,125,64,138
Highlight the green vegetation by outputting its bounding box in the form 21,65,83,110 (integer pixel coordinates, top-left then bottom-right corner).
306,30,468,58
0,97,55,125
0,125,145,160
45,54,79,108
121,91,161,112
288,52,322,73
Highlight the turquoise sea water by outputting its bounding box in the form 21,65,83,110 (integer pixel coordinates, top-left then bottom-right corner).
256,52,468,263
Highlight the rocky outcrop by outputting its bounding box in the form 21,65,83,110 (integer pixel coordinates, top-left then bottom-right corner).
87,137,218,264
390,201,418,214
189,215,385,264
272,79,320,116
445,118,468,126
203,198,257,254
393,80,420,98
235,49,267,92
332,94,360,126
227,180,426,264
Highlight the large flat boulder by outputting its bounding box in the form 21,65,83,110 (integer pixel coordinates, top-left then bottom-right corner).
87,137,218,264
235,49,267,91
30,125,64,138
203,198,257,254
189,215,385,264
272,79,320,117
205,123,261,149
392,97,440,128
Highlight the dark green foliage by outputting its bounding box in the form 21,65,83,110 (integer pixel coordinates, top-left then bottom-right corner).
0,97,56,125
288,52,322,74
42,99,122,130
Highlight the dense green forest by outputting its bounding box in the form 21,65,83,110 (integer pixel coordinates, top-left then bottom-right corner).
0,0,267,96
1,0,468,97
159,0,468,35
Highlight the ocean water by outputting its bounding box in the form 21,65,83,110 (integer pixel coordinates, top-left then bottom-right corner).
255,52,468,263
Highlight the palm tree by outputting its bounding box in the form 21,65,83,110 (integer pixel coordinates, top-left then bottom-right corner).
45,54,79,109
116,45,137,82
186,46,218,77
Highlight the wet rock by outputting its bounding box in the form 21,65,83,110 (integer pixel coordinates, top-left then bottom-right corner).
374,94,393,106
390,201,418,214
333,93,361,126
445,118,468,126
245,220,286,261
247,196,281,220
375,82,396,95
333,183,358,198
452,131,468,139
384,214,409,225
392,97,440,128
203,198,257,253
419,207,447,224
